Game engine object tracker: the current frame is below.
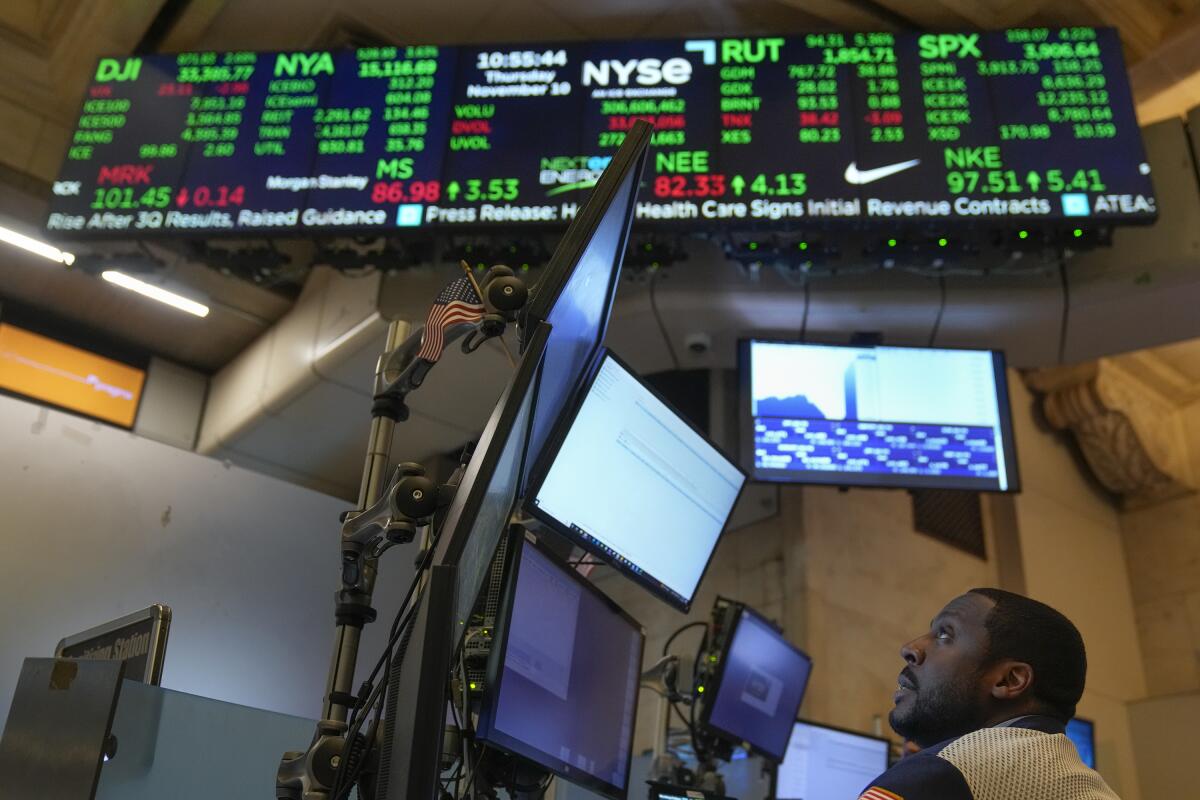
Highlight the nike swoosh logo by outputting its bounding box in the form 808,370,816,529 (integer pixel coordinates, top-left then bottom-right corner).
844,159,921,185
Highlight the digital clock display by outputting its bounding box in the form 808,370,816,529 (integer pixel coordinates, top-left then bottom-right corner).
46,28,1156,236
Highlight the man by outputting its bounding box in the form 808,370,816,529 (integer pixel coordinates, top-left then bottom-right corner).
858,588,1119,800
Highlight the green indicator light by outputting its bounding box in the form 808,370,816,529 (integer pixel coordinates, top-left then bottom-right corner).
645,243,653,252
476,262,485,270
1073,228,1083,238
651,261,660,269
709,655,718,663
799,242,809,251
938,238,948,247
1018,230,1029,240
748,242,758,251
520,263,530,272
697,685,705,693
469,682,477,690
887,238,897,247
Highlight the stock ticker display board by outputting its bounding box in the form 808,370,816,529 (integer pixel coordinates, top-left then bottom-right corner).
46,29,1157,237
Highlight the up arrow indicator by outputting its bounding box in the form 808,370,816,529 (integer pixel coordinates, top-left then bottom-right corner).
446,180,461,201
730,175,746,196
1026,171,1041,192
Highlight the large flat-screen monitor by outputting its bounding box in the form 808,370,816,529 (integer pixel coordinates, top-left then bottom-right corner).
741,339,1020,492
774,720,890,800
476,535,644,798
700,604,812,762
519,120,651,493
527,349,746,611
1066,717,1096,769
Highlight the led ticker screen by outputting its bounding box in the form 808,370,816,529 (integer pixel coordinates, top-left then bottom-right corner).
47,28,1156,237
741,339,1020,492
0,323,145,427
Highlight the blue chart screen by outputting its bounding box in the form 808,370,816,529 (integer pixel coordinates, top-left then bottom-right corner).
746,340,1017,491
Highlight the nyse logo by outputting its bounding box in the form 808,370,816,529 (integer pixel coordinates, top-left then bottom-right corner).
581,58,692,87
53,181,82,196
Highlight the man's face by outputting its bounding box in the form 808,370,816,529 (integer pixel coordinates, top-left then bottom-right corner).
888,593,997,748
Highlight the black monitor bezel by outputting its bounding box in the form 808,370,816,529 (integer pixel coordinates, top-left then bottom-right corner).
475,531,646,799
431,321,550,649
738,337,1022,493
519,119,652,351
698,602,813,762
769,718,891,800
523,346,748,612
516,120,651,497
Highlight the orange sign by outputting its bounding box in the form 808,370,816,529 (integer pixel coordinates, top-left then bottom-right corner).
0,323,145,427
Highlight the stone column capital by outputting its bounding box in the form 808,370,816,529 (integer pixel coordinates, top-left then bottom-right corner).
1025,360,1196,508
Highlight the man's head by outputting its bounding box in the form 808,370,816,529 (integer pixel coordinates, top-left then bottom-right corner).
888,588,1086,748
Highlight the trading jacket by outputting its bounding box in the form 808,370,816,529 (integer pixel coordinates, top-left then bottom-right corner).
857,716,1120,800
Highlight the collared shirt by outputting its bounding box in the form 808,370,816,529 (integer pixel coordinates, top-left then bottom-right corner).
857,715,1120,800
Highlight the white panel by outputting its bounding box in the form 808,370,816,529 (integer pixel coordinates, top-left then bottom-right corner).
0,393,360,722
134,357,208,450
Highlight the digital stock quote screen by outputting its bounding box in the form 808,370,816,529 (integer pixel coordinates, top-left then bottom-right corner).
47,29,1156,237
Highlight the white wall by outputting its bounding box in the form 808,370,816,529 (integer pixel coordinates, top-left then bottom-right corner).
0,393,416,724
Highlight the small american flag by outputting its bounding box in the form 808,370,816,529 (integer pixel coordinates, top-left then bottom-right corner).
416,275,485,363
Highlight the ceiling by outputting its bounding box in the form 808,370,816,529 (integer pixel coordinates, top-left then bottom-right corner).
1,0,1200,376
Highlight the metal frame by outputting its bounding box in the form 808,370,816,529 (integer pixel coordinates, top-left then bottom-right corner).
55,603,171,685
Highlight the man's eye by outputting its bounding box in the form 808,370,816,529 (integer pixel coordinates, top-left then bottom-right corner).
935,628,952,641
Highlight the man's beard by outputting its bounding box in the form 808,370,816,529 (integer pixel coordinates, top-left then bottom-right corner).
888,669,988,748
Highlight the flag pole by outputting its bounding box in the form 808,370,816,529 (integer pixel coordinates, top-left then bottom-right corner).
460,260,517,368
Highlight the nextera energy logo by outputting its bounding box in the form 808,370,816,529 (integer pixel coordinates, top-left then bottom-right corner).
539,155,613,195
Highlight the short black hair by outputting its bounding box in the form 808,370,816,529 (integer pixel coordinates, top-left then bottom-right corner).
967,588,1087,721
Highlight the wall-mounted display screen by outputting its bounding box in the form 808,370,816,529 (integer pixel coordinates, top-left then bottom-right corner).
0,323,144,427
740,339,1019,492
47,28,1155,236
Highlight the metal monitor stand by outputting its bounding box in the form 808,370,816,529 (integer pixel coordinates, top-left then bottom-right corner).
278,266,528,800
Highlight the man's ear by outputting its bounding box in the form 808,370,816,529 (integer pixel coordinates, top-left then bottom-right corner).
989,661,1034,700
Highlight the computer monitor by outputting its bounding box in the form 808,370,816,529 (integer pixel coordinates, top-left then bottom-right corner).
740,339,1020,492
700,604,813,762
519,120,652,493
1066,717,1096,769
431,322,550,642
774,720,890,800
379,326,550,800
526,349,746,611
476,535,645,799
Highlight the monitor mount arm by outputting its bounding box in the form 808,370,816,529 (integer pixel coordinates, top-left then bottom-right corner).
277,266,528,800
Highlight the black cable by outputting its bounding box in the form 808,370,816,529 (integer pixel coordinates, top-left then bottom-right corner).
670,699,696,739
331,602,420,799
661,620,708,657
1057,258,1071,364
649,270,681,370
799,273,811,342
928,274,946,348
329,540,439,799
